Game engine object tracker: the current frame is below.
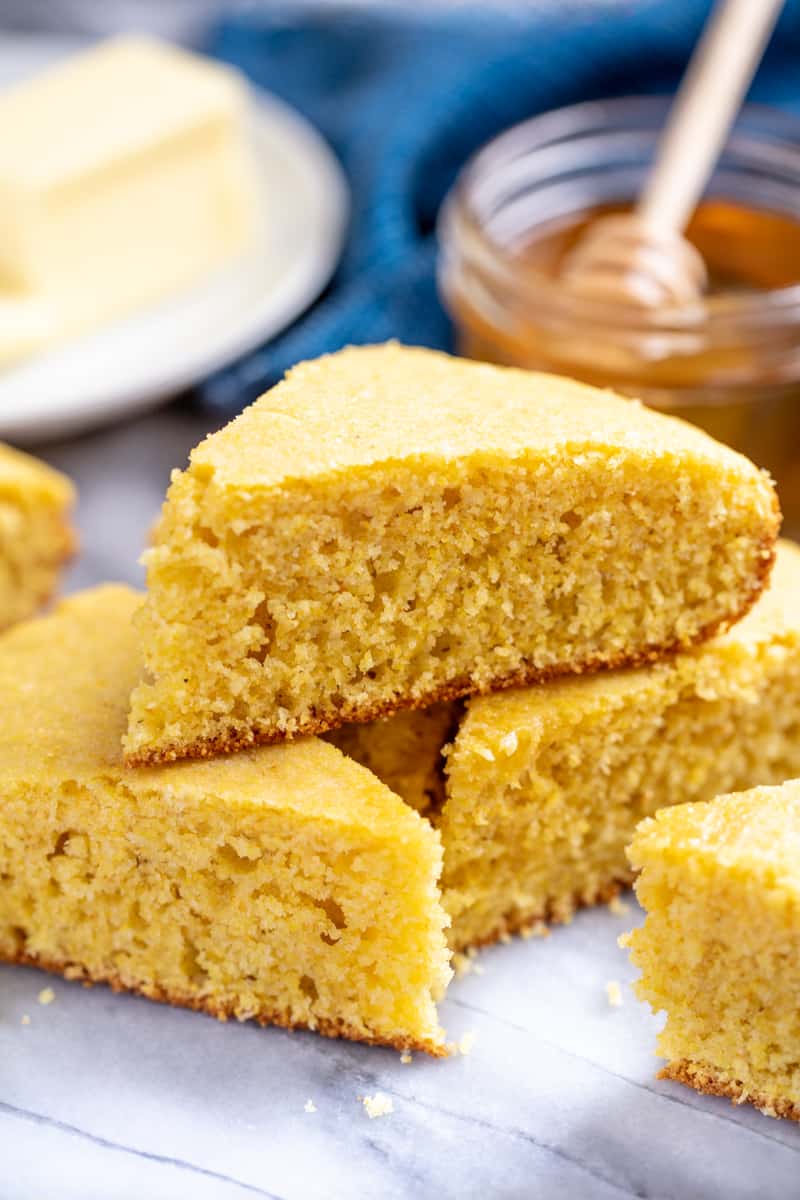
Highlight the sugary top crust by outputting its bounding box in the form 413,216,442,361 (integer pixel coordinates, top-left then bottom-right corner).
0,585,429,839
629,779,800,892
0,441,75,505
190,343,774,492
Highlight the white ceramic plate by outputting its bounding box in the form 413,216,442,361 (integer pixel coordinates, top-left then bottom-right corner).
0,36,348,444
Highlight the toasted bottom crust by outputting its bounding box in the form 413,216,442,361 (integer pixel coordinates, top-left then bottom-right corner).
1,946,447,1058
126,537,776,767
660,1059,800,1122
451,875,631,952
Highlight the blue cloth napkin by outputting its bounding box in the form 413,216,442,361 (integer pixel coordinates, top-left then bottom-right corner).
201,0,800,414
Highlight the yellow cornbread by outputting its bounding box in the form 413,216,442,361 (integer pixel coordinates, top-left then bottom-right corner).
125,343,778,765
0,587,451,1054
0,442,75,630
339,540,800,950
626,780,800,1121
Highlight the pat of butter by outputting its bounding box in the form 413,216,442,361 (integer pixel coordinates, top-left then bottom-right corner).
0,296,55,366
0,35,258,359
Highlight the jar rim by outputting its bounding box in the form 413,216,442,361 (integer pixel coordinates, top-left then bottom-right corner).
439,95,800,335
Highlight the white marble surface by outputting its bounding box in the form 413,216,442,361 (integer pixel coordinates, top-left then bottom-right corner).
4,405,800,1199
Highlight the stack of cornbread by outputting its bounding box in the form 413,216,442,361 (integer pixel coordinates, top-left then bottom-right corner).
3,344,800,1110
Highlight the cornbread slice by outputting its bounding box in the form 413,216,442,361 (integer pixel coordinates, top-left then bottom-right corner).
0,442,75,630
626,781,800,1120
338,540,800,950
0,587,451,1054
124,344,778,765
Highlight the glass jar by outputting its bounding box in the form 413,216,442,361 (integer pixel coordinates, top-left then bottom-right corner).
438,97,800,534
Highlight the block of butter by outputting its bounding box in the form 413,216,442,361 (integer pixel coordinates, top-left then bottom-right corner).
0,35,258,362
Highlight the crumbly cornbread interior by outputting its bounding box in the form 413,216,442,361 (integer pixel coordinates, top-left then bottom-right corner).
0,441,75,630
338,541,800,950
326,703,458,815
0,587,451,1054
124,344,778,765
626,781,800,1120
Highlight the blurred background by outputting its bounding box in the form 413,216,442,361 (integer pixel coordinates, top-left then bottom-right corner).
1,0,799,593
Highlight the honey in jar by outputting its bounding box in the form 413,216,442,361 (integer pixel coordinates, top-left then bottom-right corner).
439,98,800,532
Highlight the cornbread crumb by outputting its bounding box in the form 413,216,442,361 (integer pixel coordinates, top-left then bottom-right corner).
125,343,778,765
452,947,485,977
521,923,550,941
362,1093,393,1119
400,1051,412,1064
605,981,623,1008
608,896,630,917
467,947,485,975
627,781,800,1120
21,1014,30,1026
0,588,452,1056
458,1031,477,1055
446,1032,477,1056
304,1100,316,1113
38,987,55,1006
499,731,518,756
498,931,512,945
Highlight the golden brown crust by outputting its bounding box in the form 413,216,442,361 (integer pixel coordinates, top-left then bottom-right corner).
450,875,633,952
126,519,778,768
660,1059,800,1122
1,945,447,1058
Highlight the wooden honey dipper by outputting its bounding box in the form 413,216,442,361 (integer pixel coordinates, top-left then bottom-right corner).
562,0,784,308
